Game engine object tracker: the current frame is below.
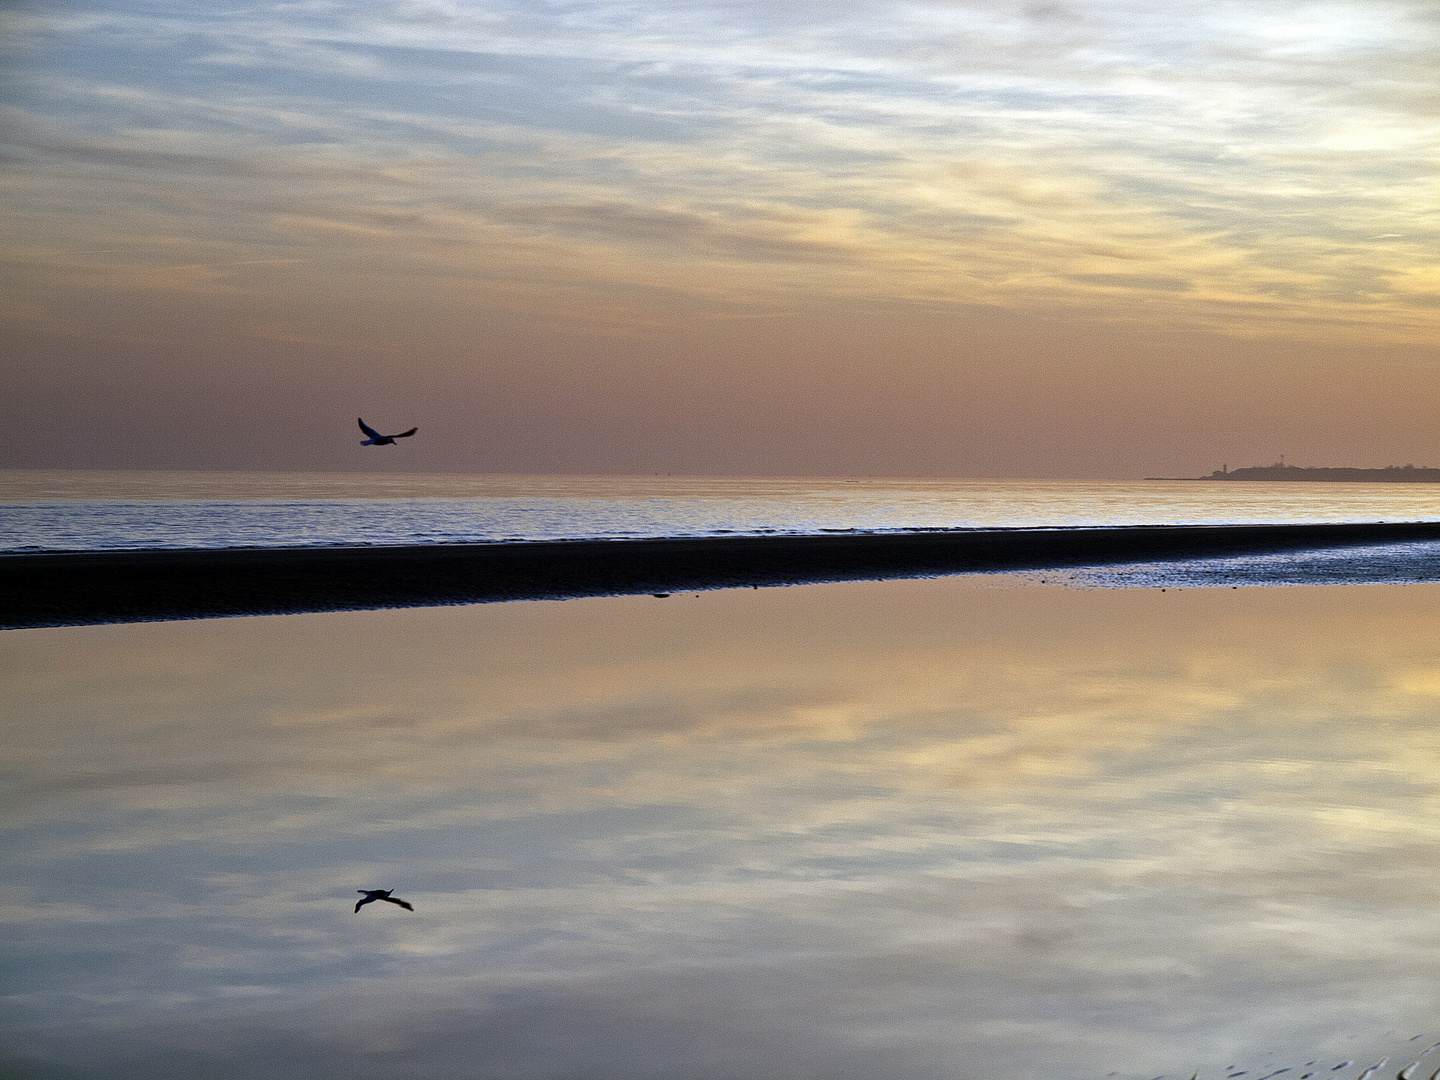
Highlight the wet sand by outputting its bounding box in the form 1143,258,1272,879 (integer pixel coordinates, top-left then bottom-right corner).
6,521,1440,628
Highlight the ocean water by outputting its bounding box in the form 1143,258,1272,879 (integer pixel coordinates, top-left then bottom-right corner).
5,470,1440,553
10,478,1440,1079
6,579,1440,1078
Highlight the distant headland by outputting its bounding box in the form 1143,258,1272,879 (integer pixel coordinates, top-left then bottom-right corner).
1149,463,1440,482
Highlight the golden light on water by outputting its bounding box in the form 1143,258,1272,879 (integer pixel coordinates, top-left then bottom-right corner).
6,578,1440,1076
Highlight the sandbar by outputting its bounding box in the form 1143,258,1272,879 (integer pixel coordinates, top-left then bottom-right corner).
5,522,1440,629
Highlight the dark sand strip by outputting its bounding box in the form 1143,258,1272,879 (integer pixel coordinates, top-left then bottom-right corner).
6,522,1440,629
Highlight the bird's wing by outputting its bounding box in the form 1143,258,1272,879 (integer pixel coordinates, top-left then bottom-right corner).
394,427,418,438
355,897,373,912
358,418,382,439
385,897,415,911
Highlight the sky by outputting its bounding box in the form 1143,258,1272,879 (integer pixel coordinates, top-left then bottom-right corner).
5,579,1440,1078
2,0,1438,476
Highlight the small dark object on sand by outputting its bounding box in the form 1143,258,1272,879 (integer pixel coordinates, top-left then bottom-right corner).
355,889,414,912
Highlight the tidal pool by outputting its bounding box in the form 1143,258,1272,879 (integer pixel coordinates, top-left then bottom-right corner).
3,578,1439,1078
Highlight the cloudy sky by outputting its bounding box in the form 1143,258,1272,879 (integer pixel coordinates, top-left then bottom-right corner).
2,0,1437,475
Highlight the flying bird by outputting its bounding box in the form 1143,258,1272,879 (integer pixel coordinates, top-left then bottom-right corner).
358,418,418,446
355,889,414,913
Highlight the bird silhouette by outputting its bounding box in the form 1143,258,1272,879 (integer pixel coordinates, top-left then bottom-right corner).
355,889,414,913
358,418,418,446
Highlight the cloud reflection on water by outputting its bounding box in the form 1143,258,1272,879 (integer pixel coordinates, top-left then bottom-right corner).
3,578,1440,1078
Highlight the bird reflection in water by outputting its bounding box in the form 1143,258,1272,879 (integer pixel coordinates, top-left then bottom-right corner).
354,889,414,913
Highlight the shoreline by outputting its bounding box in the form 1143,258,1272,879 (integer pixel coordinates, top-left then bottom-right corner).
1147,469,1440,482
7,522,1440,629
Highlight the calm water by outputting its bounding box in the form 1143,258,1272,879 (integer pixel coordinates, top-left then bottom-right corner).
4,578,1440,1079
6,475,1440,1076
6,470,1440,552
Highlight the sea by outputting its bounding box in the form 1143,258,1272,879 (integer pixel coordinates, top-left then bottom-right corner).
8,471,1440,1078
7,469,1440,551
8,469,1440,587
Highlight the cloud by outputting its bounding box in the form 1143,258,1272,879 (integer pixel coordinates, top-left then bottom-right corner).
2,0,1437,345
